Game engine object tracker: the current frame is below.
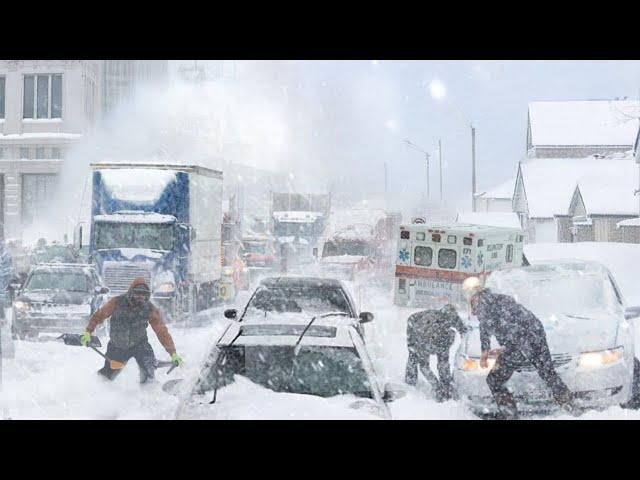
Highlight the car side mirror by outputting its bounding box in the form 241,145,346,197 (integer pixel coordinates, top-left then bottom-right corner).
625,306,640,320
224,309,238,320
383,383,407,403
359,311,374,323
95,286,110,295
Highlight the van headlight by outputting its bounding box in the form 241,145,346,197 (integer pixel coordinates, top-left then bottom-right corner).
14,300,30,311
459,357,496,372
578,347,624,369
155,282,176,294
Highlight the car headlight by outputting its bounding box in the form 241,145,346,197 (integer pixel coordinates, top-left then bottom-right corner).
459,357,496,372
14,300,30,311
578,347,624,369
154,282,176,294
222,266,235,276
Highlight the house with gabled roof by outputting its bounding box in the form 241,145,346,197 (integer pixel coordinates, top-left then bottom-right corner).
513,153,637,243
474,177,515,213
527,100,640,159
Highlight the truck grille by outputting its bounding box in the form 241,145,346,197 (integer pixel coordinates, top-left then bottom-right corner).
103,263,152,294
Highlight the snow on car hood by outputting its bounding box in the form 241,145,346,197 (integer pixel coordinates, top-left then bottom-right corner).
321,255,366,265
176,376,383,420
463,313,620,357
17,290,93,306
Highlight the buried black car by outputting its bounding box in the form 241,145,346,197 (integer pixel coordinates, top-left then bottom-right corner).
12,263,110,340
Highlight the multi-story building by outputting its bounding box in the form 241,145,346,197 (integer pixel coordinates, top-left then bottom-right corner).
0,60,100,241
102,60,168,117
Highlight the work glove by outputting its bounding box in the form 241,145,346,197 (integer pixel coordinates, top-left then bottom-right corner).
80,331,92,347
171,352,184,367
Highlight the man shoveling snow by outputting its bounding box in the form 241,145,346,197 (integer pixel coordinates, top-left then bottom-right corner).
79,278,183,384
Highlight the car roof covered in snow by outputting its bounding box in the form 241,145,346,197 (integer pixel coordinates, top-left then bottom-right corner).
31,263,96,273
528,100,640,147
400,223,521,236
259,276,346,289
217,314,360,348
490,259,611,280
517,154,637,218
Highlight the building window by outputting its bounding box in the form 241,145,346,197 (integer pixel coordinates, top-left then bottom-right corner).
20,147,30,159
0,76,5,119
438,249,457,269
51,147,61,159
22,174,58,226
23,74,62,119
0,147,3,159
35,147,46,159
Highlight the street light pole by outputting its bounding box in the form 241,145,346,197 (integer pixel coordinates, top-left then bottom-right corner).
471,125,476,212
438,138,443,201
425,152,430,200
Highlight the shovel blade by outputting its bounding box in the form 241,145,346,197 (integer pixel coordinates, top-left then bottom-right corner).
58,333,102,348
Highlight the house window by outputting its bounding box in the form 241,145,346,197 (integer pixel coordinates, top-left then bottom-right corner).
0,76,5,119
506,244,514,263
414,246,433,266
438,249,457,269
20,147,30,159
23,74,62,119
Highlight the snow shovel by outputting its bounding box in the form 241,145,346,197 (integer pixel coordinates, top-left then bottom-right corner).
57,333,126,370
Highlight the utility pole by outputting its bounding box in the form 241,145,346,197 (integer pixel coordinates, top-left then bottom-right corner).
384,162,388,199
425,152,430,200
438,138,443,201
471,126,477,212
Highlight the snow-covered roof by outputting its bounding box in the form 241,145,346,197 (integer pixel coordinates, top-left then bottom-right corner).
528,100,640,147
100,169,178,203
617,217,640,228
518,155,637,218
272,211,323,223
94,212,176,224
455,212,521,229
477,177,515,200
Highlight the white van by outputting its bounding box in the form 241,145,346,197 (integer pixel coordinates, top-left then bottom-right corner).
394,223,525,308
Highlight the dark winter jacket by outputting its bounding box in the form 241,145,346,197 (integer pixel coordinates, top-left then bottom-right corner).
85,278,176,354
407,308,467,353
474,289,545,352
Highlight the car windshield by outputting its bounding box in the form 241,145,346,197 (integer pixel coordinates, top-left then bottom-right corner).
93,222,174,250
32,246,76,263
274,221,317,237
25,271,90,292
323,240,370,257
196,345,373,399
488,271,623,320
247,286,352,315
244,243,266,254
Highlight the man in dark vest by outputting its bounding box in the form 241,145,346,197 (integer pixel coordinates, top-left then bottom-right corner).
79,277,183,383
405,304,468,401
462,276,576,419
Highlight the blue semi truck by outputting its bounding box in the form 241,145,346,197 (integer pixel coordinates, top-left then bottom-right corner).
82,162,224,322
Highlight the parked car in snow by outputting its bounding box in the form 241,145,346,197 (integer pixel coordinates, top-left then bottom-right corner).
226,276,368,337
166,306,406,419
11,263,110,340
454,260,639,416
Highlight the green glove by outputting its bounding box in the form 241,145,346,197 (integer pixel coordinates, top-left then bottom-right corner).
171,352,184,366
80,331,92,347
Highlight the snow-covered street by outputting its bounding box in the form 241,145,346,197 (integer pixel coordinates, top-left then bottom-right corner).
4,278,640,420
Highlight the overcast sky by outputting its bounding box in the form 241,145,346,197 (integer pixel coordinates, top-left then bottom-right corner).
169,60,640,212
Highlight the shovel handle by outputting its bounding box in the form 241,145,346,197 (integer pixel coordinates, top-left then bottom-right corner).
167,364,178,375
90,345,109,360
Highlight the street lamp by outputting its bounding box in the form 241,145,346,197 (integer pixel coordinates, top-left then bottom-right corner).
404,139,431,200
429,80,477,212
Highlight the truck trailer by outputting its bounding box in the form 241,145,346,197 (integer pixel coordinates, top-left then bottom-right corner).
85,162,223,322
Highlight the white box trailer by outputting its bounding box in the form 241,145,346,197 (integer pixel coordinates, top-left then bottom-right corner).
394,223,525,308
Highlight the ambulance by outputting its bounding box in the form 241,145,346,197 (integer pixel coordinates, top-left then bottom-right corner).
394,223,525,308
